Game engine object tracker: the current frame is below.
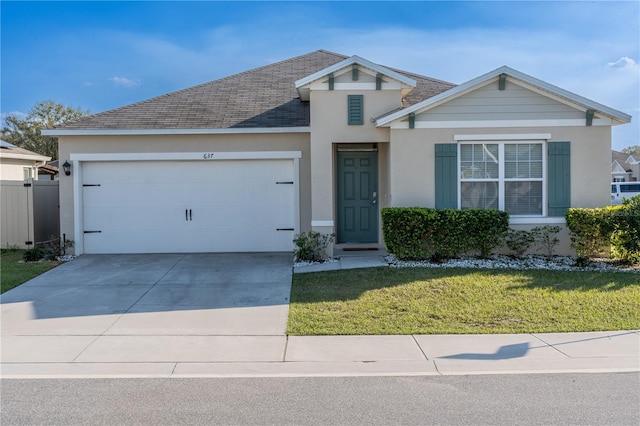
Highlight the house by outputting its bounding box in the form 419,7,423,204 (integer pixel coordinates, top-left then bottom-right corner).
0,139,51,181
38,160,60,181
43,50,631,255
612,150,639,182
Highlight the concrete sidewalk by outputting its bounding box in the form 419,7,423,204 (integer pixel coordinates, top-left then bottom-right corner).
294,247,389,273
1,330,638,378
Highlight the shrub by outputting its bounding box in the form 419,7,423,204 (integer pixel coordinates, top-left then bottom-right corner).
293,231,334,262
23,247,45,262
531,225,562,259
430,209,467,259
566,199,639,264
505,229,535,258
463,209,509,258
609,195,640,264
34,236,74,261
381,208,436,260
565,208,614,259
382,207,509,260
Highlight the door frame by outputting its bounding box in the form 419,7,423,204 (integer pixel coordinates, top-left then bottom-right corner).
335,144,379,244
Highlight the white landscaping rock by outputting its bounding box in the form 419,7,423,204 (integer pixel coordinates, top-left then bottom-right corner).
385,254,639,274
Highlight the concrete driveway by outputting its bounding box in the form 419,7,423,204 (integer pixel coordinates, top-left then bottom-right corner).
1,253,292,364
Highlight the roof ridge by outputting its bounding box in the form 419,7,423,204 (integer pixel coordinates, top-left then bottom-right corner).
387,66,456,87
59,50,348,128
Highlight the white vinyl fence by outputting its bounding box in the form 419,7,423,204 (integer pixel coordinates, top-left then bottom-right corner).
1,179,59,249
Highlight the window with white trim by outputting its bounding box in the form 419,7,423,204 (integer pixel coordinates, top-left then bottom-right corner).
459,142,544,216
23,167,33,181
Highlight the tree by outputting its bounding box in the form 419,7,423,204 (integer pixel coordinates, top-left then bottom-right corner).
621,145,640,156
1,100,89,160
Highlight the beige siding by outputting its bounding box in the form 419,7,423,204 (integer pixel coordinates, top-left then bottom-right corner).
334,71,377,83
58,133,311,251
1,180,34,248
415,82,586,122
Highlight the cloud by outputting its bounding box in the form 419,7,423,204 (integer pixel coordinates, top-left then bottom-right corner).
1,111,28,123
108,76,141,88
606,57,638,69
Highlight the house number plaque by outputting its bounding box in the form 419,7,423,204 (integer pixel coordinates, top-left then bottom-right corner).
202,153,215,159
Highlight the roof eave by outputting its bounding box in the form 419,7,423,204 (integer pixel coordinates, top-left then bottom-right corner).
294,55,417,90
42,127,311,136
0,152,51,162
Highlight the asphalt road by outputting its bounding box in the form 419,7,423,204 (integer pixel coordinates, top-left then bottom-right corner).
2,373,639,425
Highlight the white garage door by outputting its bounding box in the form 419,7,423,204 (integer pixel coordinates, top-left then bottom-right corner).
81,160,296,254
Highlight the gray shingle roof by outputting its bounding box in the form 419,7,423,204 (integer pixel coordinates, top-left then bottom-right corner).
0,140,50,159
57,50,456,130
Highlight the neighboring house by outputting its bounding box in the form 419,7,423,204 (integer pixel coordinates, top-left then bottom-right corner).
43,50,632,255
0,139,51,181
38,160,60,181
611,150,639,182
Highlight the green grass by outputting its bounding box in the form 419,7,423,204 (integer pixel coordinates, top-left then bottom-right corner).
287,267,640,335
1,249,60,294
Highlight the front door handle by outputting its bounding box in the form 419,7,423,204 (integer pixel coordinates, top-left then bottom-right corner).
186,209,188,221
189,209,192,221
372,191,378,204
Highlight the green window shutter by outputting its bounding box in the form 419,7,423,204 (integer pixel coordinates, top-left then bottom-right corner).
348,95,364,125
435,144,458,209
548,141,571,216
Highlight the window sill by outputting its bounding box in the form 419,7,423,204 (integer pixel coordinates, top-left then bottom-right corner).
509,217,566,225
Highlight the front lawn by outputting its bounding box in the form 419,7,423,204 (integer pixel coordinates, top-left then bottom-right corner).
0,249,60,294
287,267,640,335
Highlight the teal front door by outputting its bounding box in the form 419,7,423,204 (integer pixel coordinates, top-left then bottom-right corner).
337,151,378,243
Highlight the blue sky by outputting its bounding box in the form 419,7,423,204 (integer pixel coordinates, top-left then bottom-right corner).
2,1,638,150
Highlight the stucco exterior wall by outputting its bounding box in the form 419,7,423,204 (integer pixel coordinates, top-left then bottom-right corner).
389,125,611,208
309,90,398,241
58,133,311,249
388,125,612,255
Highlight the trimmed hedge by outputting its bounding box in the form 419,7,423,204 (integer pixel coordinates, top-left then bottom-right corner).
381,207,436,260
566,195,640,263
565,207,616,258
382,207,509,260
610,196,640,263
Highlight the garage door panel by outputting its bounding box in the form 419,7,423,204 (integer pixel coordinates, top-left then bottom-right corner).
84,206,187,230
84,184,192,208
181,228,294,252
81,159,297,254
192,206,293,228
84,230,193,254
